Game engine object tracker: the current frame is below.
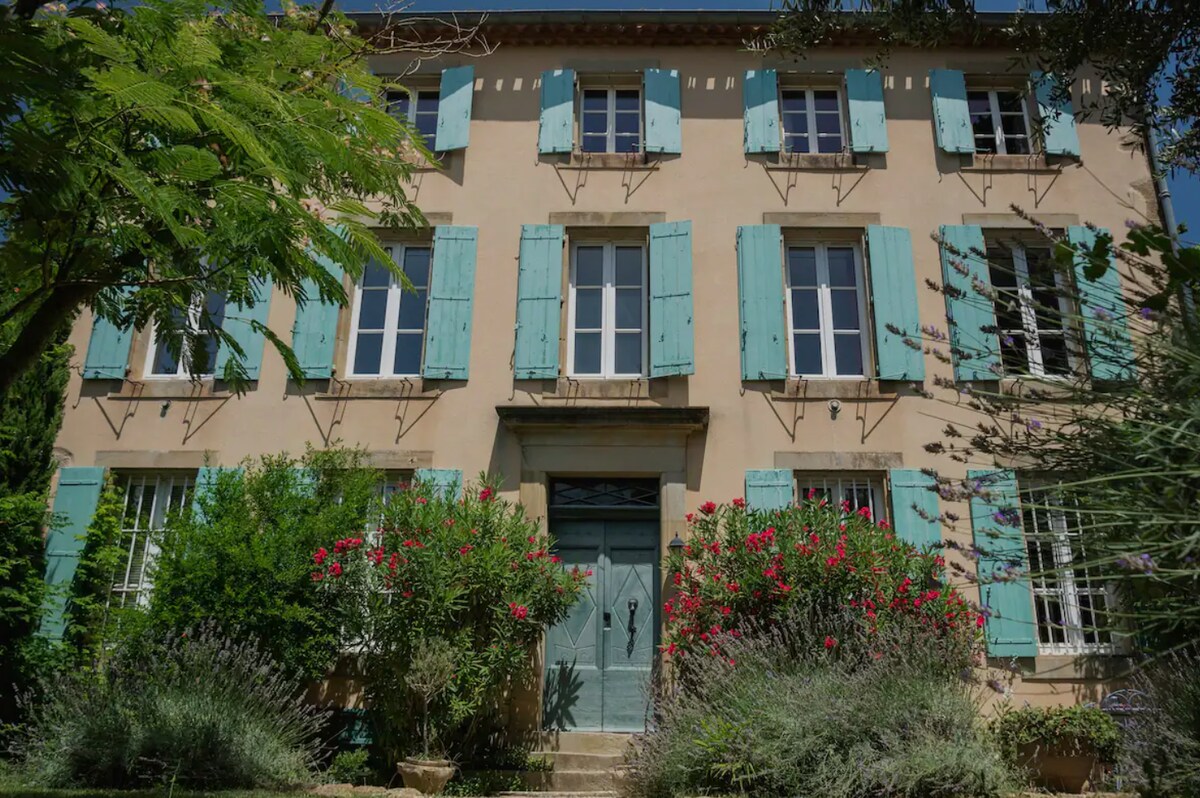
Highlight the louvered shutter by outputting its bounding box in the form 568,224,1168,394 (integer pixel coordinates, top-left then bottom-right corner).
866,225,924,381
969,469,1037,658
423,225,478,380
736,225,788,380
939,225,1000,382
845,69,889,153
513,224,564,379
648,221,694,377
930,69,974,154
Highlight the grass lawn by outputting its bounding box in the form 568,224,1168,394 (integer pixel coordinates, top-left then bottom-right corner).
0,790,317,798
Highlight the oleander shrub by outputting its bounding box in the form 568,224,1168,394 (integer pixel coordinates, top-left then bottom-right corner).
14,625,326,789
314,475,585,762
1123,647,1200,797
663,495,980,674
627,610,1013,798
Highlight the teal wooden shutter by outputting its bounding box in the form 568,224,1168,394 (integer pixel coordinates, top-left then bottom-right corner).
969,468,1037,658
939,225,1000,382
82,306,134,380
215,276,272,380
514,224,564,379
888,469,940,549
415,468,463,501
538,69,575,154
292,248,345,379
191,466,241,523
644,68,682,154
648,220,694,377
435,65,475,152
736,225,788,380
1032,71,1080,157
845,68,889,153
745,469,793,511
930,69,974,154
40,466,105,640
423,225,478,380
866,225,924,381
1069,225,1135,381
743,69,779,154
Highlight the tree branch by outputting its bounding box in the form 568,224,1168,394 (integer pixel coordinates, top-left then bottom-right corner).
0,283,97,398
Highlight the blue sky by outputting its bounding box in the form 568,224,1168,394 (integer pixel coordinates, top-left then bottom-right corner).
340,0,1195,237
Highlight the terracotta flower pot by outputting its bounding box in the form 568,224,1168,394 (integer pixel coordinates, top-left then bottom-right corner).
1016,740,1100,794
397,757,456,795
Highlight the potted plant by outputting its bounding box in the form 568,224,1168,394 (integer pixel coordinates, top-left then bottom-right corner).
396,638,458,794
990,704,1122,793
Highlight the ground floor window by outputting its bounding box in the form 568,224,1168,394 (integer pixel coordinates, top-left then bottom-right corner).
113,471,194,607
1021,484,1117,654
795,472,886,522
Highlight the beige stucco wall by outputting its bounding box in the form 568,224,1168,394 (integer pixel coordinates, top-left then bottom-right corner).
52,41,1154,711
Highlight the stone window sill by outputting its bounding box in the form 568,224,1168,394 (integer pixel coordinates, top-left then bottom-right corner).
313,378,441,400
770,379,904,400
542,377,670,400
764,152,867,172
107,378,231,400
998,376,1086,400
960,153,1071,173
558,152,657,170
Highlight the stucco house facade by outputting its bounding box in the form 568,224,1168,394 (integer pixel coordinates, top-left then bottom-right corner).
43,8,1153,734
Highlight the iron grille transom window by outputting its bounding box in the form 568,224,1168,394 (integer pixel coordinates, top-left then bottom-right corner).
1022,484,1117,654
796,472,886,522
113,472,194,607
550,478,660,509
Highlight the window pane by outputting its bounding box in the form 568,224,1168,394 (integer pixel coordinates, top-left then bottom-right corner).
816,135,843,153
396,289,427,331
203,291,226,325
784,133,810,153
781,91,807,113
1000,333,1030,374
581,134,607,153
574,332,601,374
834,333,864,376
615,248,643,285
815,113,841,135
996,92,1024,113
576,248,604,285
615,113,639,135
1001,114,1029,138
788,248,817,286
1039,334,1072,375
1003,134,1031,155
614,134,640,153
830,290,859,329
615,288,642,328
358,290,387,330
151,339,180,375
363,259,391,287
793,333,822,375
826,249,857,287
575,288,602,329
614,90,639,112
403,247,431,287
195,335,219,374
790,289,819,330
614,332,642,374
583,112,607,134
354,332,384,375
813,91,838,112
967,92,992,114
582,90,607,112
987,250,1018,289
415,115,437,143
782,112,808,136
394,333,423,375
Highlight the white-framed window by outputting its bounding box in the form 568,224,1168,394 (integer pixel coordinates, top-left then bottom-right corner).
785,242,870,379
347,244,432,378
780,88,845,154
567,241,648,378
145,291,226,378
987,241,1077,378
386,88,440,148
112,472,194,608
967,89,1032,155
1022,484,1117,655
796,472,886,522
580,87,642,154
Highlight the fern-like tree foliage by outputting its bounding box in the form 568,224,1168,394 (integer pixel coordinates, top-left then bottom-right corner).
0,0,436,395
768,1,1200,173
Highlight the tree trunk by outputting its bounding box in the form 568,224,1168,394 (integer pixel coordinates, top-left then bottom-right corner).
0,285,94,398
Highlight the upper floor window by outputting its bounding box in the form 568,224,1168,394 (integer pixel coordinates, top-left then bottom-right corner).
1022,484,1116,655
348,244,432,378
797,472,886,521
113,471,194,608
968,89,1032,155
786,243,869,379
580,87,642,154
781,88,844,154
568,241,647,378
987,241,1077,378
146,291,226,378
387,89,440,149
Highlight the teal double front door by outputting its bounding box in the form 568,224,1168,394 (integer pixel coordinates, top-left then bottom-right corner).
543,518,659,732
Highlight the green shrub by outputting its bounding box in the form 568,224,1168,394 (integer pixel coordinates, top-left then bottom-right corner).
325,749,373,786
14,626,326,789
1124,648,1200,797
148,447,381,679
315,475,585,762
665,497,980,675
990,703,1122,767
627,611,1013,798
0,492,50,733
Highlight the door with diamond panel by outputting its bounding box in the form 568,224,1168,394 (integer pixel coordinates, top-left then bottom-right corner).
543,518,658,732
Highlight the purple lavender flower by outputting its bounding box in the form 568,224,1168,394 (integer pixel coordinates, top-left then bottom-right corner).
1139,307,1153,320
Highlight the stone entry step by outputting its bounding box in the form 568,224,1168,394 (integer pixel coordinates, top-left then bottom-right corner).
520,732,633,793
533,731,633,756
